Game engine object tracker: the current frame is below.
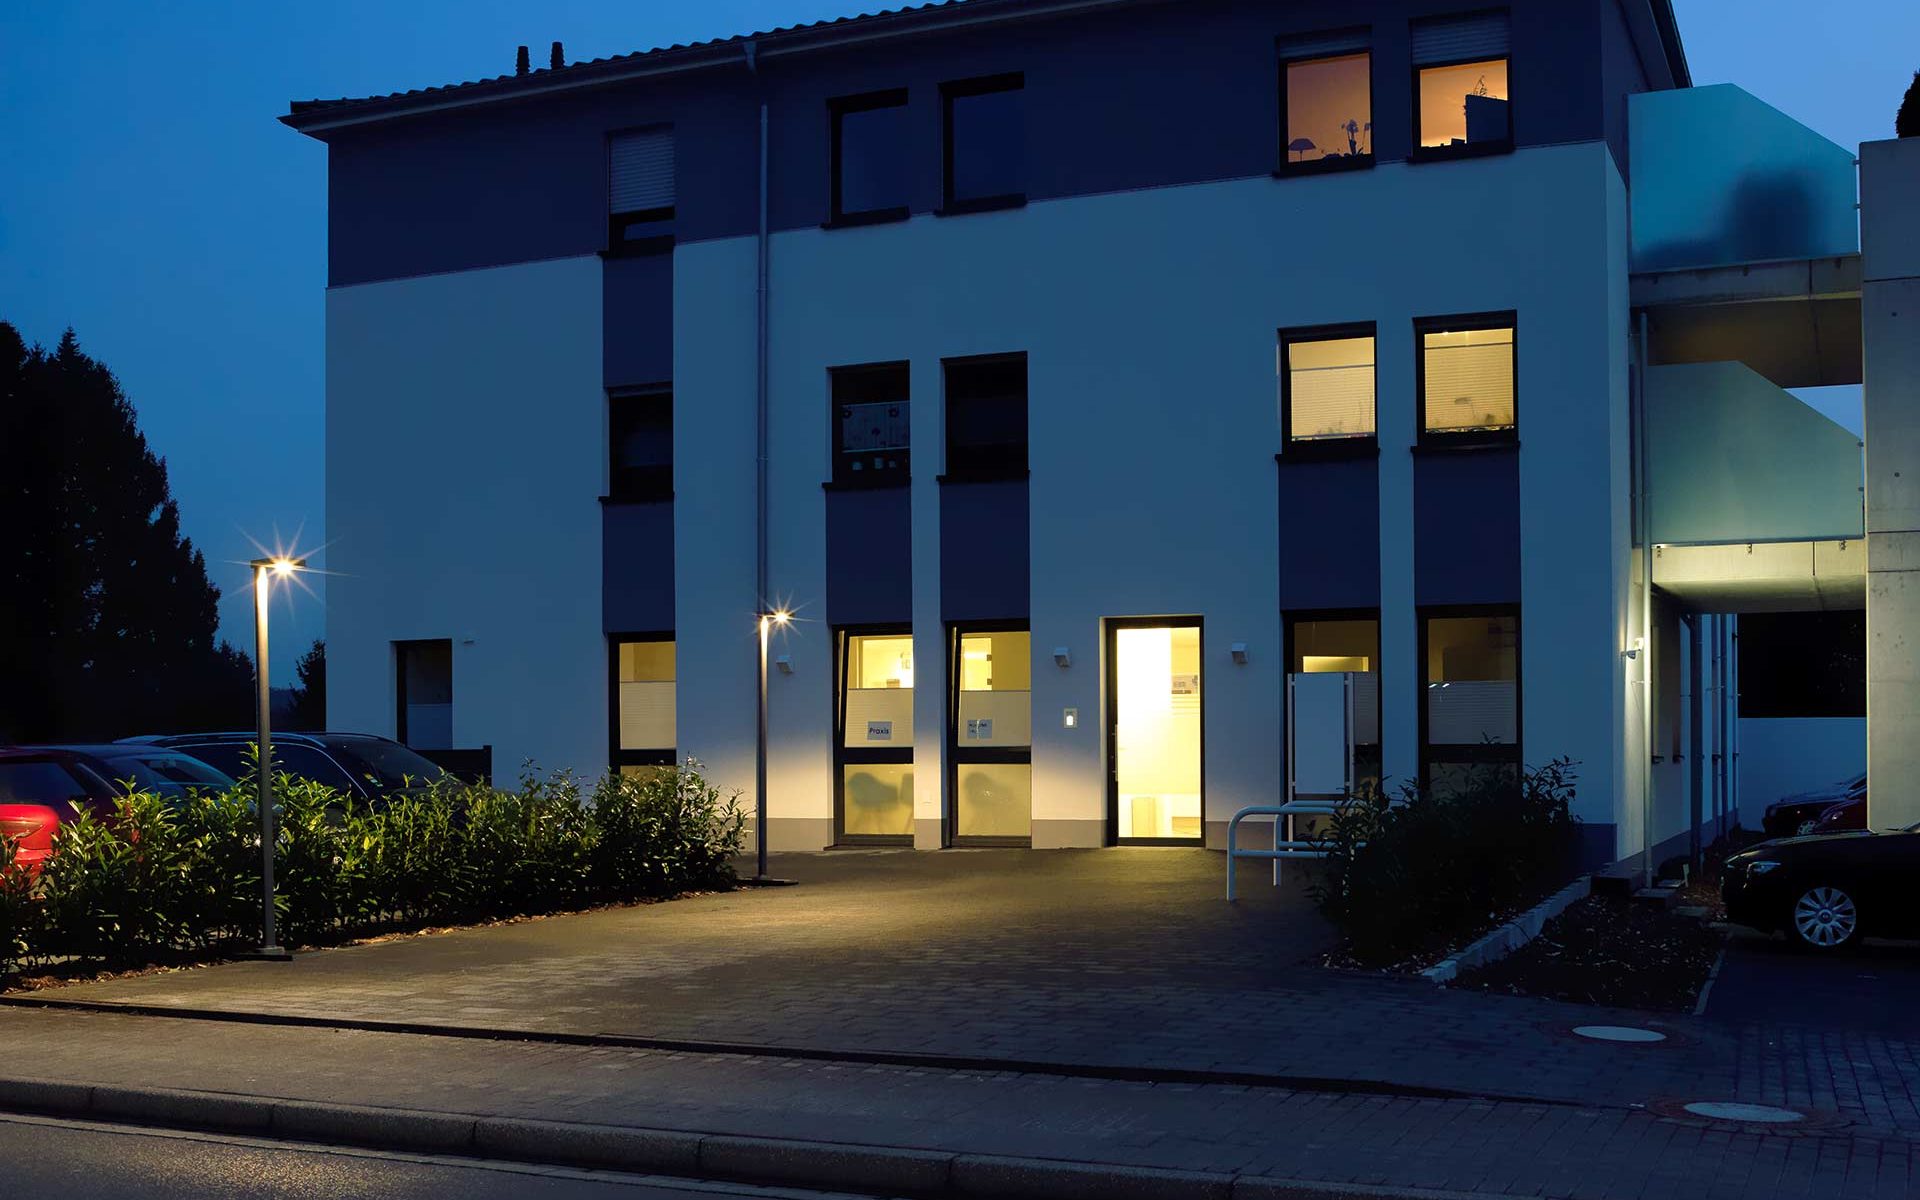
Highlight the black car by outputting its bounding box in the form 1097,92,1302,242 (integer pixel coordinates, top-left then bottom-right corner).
1723,825,1920,950
1761,772,1867,838
121,732,447,802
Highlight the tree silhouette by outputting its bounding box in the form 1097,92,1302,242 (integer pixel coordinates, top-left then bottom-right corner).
288,638,327,731
0,321,253,742
1899,70,1920,138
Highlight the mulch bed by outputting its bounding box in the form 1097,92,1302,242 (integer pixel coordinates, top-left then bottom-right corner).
1452,892,1725,1011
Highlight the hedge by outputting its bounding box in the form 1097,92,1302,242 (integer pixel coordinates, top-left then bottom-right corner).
0,763,744,980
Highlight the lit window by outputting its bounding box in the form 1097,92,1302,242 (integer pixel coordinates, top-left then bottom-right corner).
831,90,909,222
609,387,671,501
839,630,915,841
832,362,910,485
1281,327,1375,448
1412,12,1511,157
1288,615,1382,797
943,74,1024,209
944,353,1027,478
1422,610,1520,789
1281,47,1372,172
612,637,675,769
1419,317,1515,441
953,629,1032,842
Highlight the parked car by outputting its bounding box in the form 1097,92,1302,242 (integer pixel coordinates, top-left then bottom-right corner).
0,745,237,873
121,732,447,803
1722,823,1920,950
1761,772,1867,838
1809,793,1868,835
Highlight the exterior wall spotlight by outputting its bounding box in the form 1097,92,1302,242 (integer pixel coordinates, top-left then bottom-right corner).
1052,646,1071,668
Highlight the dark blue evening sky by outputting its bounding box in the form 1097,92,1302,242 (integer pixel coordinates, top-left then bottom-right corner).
1,1,1912,679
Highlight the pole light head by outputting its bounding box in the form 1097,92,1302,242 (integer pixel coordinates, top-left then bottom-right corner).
252,556,307,577
772,609,791,626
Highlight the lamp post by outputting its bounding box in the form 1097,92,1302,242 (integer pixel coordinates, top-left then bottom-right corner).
249,556,303,960
754,608,791,884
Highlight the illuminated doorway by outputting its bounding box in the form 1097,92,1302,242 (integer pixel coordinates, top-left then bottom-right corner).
1107,618,1204,844
835,627,916,844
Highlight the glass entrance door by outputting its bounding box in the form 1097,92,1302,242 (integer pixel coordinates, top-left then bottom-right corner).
1108,619,1203,843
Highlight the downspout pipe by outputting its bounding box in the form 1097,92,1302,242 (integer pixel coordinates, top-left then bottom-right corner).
748,41,772,879
1637,309,1654,885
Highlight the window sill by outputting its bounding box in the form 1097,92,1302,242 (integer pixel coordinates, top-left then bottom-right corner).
1411,437,1518,456
1275,442,1380,464
1409,140,1514,165
937,467,1031,485
601,234,675,259
822,477,911,493
822,207,911,230
934,195,1027,217
600,492,674,505
1272,155,1375,179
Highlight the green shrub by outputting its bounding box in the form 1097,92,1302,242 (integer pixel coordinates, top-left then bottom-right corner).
39,790,198,965
0,836,36,978
592,766,746,900
1309,758,1582,966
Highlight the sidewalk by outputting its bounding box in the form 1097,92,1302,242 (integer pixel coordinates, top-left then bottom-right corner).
3,1005,1912,1200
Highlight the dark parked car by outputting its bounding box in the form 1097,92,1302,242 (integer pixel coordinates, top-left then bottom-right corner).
1809,793,1868,835
1723,824,1920,950
1762,772,1867,838
0,745,237,873
121,732,447,803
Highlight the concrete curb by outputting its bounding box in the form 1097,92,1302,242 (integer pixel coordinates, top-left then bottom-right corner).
1422,876,1591,984
0,1075,1520,1200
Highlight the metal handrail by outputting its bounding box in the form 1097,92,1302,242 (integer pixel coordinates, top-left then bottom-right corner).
1226,800,1347,901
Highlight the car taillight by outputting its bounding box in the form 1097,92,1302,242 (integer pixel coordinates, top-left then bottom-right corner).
0,809,55,839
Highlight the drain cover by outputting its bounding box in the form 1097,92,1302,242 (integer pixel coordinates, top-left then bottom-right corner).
1681,1101,1806,1123
1572,1025,1668,1043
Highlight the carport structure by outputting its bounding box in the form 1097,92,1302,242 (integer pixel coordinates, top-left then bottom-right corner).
1625,85,1920,863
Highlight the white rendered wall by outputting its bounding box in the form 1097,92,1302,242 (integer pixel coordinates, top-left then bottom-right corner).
325,256,607,780
675,141,1631,848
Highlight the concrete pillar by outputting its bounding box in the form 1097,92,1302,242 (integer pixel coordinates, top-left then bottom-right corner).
1862,137,1920,831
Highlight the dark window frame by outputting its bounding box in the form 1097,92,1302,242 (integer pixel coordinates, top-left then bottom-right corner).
830,361,912,488
946,620,1034,848
829,88,912,227
1415,311,1518,449
606,124,676,254
608,632,677,772
940,72,1027,214
607,384,673,503
1276,39,1376,178
1283,608,1384,795
834,624,917,846
1409,51,1514,164
1417,604,1522,790
1279,322,1378,459
940,351,1028,482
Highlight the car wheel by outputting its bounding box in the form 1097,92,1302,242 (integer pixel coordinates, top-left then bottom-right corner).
1791,885,1861,950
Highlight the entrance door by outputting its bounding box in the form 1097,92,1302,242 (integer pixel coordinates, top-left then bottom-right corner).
1108,619,1203,843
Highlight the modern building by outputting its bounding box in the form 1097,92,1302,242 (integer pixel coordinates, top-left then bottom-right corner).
283,0,1915,868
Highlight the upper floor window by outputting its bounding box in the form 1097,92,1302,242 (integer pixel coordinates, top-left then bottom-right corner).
833,362,910,485
1278,31,1372,174
1417,314,1516,443
942,74,1025,211
1280,325,1375,451
831,89,910,223
943,353,1027,479
609,127,674,247
609,386,672,501
1412,12,1512,158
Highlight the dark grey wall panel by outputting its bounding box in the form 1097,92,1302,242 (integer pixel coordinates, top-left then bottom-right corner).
1413,448,1521,606
603,251,673,388
603,500,675,632
1278,456,1381,611
940,478,1029,621
826,486,912,624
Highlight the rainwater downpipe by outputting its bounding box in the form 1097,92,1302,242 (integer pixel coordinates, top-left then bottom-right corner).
1637,309,1654,885
748,41,771,877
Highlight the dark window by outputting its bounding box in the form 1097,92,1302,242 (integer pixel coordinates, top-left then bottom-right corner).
1412,12,1512,159
609,127,675,247
326,739,448,790
943,353,1027,478
1417,313,1516,445
1285,613,1382,797
168,741,250,781
831,90,910,222
832,362,911,485
609,388,672,501
395,639,454,752
1279,36,1372,174
943,74,1024,210
1280,325,1376,453
0,760,91,805
270,744,362,794
1739,611,1865,718
1420,607,1521,791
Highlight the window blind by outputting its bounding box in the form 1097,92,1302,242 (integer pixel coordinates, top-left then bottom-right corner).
610,128,674,214
1277,27,1370,60
1411,11,1510,64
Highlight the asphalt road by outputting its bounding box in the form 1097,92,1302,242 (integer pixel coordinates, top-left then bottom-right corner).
1707,926,1920,1037
0,1112,880,1200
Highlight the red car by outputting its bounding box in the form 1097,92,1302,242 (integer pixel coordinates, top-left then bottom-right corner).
0,745,235,875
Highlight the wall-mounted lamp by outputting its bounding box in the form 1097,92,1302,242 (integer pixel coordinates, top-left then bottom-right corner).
1621,636,1645,661
1052,646,1072,669
1063,707,1079,729
1230,641,1249,664
774,654,793,675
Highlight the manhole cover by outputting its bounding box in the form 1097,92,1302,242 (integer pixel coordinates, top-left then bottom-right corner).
1681,1102,1805,1123
1573,1025,1668,1043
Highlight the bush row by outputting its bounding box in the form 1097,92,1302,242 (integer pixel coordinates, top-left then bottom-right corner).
0,764,745,978
1308,758,1583,966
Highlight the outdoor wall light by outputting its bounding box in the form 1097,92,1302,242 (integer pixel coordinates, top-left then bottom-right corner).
1230,641,1249,664
1052,646,1072,668
774,654,793,674
1621,636,1645,661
